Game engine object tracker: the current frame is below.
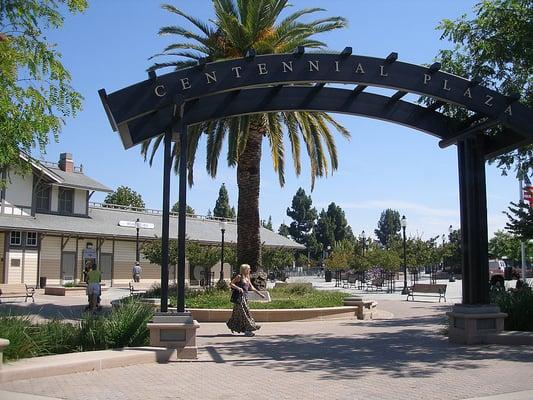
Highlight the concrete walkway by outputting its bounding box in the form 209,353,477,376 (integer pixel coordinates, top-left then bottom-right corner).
1,299,532,400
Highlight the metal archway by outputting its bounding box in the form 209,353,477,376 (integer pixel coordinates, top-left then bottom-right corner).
100,49,533,312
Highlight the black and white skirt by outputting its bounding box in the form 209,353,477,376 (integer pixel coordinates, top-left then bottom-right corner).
226,296,261,333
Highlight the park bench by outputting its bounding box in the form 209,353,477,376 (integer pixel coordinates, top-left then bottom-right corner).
129,281,146,296
365,278,385,291
406,283,447,302
0,283,35,303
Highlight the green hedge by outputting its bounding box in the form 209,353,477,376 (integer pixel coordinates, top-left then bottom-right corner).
0,300,154,362
490,284,533,331
160,284,346,309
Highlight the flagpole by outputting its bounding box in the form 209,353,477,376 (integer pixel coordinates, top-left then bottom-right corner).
519,177,526,282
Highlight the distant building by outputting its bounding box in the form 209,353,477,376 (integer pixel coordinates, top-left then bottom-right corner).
0,153,303,286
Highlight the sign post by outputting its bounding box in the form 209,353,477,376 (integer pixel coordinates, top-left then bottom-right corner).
118,219,155,263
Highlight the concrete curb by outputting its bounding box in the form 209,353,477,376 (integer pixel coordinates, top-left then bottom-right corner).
189,306,359,322
0,347,177,383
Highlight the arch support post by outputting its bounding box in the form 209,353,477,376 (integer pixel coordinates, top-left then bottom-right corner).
147,119,200,359
447,135,507,345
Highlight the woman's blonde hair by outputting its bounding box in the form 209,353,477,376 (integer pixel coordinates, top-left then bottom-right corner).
239,264,251,276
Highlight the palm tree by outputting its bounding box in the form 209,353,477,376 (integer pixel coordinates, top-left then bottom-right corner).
143,0,350,270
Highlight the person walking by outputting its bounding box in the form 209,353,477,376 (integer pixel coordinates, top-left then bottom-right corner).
227,264,265,336
132,261,142,282
86,263,102,311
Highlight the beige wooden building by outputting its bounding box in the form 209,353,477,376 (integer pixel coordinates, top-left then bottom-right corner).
0,153,303,287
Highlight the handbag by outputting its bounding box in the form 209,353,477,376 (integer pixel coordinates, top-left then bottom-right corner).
230,288,242,304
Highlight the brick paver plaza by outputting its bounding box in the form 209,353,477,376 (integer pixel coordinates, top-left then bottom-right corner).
1,284,533,400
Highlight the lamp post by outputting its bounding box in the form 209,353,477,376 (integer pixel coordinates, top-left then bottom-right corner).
448,225,455,282
361,230,366,256
401,215,409,295
218,220,227,283
135,218,140,263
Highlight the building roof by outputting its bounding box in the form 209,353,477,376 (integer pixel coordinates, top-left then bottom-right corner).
44,164,112,192
0,205,304,249
23,153,111,192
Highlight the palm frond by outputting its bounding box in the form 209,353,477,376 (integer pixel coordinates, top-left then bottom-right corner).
161,4,215,37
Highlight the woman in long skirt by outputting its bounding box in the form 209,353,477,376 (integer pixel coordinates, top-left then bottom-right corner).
227,264,265,336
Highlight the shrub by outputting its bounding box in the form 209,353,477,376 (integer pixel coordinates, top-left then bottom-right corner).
103,301,152,348
0,315,39,361
490,283,533,331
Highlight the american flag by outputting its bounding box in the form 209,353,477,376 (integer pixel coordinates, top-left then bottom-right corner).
524,175,533,207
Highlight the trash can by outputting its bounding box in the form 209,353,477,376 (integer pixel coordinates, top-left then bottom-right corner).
504,266,513,280
325,270,332,282
39,276,47,289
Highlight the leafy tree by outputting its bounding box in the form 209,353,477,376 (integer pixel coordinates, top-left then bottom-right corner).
325,240,354,271
261,216,273,231
366,245,402,273
0,0,87,182
435,0,533,177
171,201,195,215
104,186,145,209
489,230,522,266
286,188,317,245
399,236,441,272
143,1,349,270
374,209,401,248
442,229,462,274
505,202,533,240
262,246,294,274
213,183,235,219
278,223,290,238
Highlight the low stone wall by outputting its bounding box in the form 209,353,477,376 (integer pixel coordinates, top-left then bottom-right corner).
189,306,357,322
44,286,108,296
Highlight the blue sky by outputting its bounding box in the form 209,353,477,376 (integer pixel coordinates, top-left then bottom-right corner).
37,0,519,240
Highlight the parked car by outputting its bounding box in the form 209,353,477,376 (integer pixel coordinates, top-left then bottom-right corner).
489,259,520,286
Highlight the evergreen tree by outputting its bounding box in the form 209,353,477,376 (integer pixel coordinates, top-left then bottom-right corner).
278,223,290,237
315,203,354,252
171,202,195,215
505,201,533,240
104,186,145,209
213,183,236,219
261,216,273,231
374,209,401,248
286,188,317,245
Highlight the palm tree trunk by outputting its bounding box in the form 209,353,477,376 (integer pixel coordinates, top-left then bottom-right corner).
237,122,263,271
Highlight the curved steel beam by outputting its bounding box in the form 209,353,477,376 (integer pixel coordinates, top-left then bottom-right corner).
122,86,460,148
101,52,533,148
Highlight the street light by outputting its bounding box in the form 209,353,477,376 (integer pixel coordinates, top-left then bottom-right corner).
448,225,455,282
218,220,227,283
401,215,408,295
361,230,366,256
135,218,140,263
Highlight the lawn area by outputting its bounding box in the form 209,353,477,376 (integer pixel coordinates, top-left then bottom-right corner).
165,284,346,309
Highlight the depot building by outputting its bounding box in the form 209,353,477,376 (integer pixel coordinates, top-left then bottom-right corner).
0,153,302,287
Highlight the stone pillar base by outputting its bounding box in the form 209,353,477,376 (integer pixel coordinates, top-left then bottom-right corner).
447,304,507,345
343,297,377,320
147,312,200,359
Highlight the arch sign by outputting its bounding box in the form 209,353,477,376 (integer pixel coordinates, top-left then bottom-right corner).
99,48,533,315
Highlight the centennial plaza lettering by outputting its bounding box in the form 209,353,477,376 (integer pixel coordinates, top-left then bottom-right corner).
152,55,514,115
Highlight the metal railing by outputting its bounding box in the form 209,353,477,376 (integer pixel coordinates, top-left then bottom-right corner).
88,201,236,222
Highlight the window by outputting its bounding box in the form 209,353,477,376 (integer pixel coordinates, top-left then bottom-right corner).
35,182,51,212
26,232,38,246
10,231,21,246
58,188,74,214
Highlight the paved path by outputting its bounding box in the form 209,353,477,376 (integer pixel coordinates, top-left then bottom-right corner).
1,300,532,400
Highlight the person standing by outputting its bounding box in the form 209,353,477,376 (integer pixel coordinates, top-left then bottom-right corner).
227,264,265,336
132,261,142,282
